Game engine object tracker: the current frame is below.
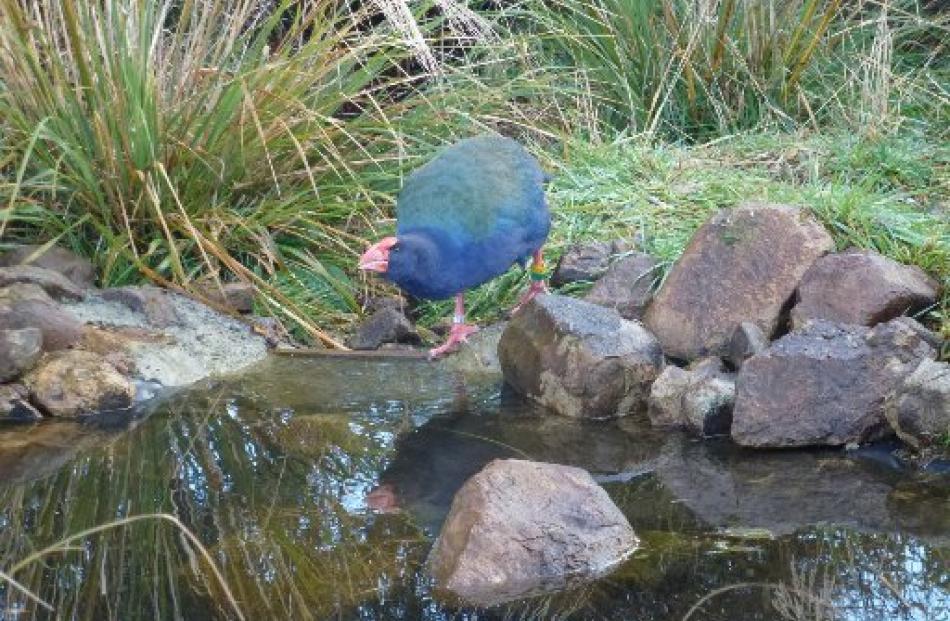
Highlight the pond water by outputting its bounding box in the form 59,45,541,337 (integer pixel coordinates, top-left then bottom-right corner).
0,356,947,621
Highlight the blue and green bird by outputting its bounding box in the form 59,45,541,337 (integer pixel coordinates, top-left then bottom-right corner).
359,135,551,357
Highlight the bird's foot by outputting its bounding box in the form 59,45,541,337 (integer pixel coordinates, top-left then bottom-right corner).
365,483,400,513
510,280,549,315
428,322,479,359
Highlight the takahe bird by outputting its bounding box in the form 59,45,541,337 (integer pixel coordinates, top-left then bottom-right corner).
358,135,551,358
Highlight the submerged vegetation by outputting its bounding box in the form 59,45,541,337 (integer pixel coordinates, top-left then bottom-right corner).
0,0,946,340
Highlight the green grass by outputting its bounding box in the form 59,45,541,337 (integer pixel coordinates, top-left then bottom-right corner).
408,127,949,338
0,0,946,344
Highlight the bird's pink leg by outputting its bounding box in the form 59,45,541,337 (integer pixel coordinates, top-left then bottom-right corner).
511,248,549,315
429,293,478,359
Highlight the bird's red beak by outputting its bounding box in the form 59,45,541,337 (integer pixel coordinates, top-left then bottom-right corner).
358,236,398,273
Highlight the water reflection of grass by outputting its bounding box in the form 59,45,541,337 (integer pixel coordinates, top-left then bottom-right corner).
0,388,426,620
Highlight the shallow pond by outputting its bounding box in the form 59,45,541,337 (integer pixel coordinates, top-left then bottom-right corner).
0,356,947,620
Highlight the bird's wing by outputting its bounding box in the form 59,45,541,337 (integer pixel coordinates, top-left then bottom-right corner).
396,136,547,241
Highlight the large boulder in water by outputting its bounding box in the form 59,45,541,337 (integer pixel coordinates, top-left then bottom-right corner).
732,319,936,448
428,459,637,606
884,359,950,451
791,249,940,329
498,294,662,419
643,203,833,360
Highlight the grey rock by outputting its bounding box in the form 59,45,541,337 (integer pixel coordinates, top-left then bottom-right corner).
0,384,42,420
348,307,419,350
0,244,96,288
0,328,43,382
884,359,950,451
0,265,86,301
499,295,663,419
0,299,83,351
732,319,936,448
101,286,181,327
648,365,734,437
726,322,769,369
64,291,268,387
791,249,940,329
643,203,833,360
550,240,631,287
428,459,638,606
24,350,135,417
584,252,659,319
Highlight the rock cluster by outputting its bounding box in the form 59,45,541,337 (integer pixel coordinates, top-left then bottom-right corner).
0,244,268,421
491,202,943,454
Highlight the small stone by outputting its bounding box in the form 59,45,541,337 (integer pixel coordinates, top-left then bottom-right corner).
348,307,419,350
251,316,295,348
648,365,735,437
726,322,769,369
732,319,936,448
364,296,406,314
0,244,96,288
0,283,53,305
101,286,181,327
584,252,659,320
204,282,256,314
643,203,833,360
0,265,86,301
444,322,506,375
0,299,83,351
791,249,940,329
0,328,43,382
23,350,135,417
0,384,42,420
428,459,637,606
550,240,631,287
884,359,950,451
498,294,662,419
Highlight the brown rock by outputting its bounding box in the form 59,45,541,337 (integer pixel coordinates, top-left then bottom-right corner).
0,328,43,382
348,307,420,350
791,249,940,329
428,459,637,606
205,282,256,314
498,295,662,419
101,286,181,327
584,252,659,319
0,299,82,351
884,359,950,451
23,350,135,417
732,319,936,448
0,244,96,288
550,240,631,287
643,203,833,360
0,384,43,420
0,265,86,301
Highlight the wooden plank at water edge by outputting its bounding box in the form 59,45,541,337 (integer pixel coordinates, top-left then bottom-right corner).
273,347,431,360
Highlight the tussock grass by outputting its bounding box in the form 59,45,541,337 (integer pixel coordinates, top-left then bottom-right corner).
524,0,949,140
0,0,531,346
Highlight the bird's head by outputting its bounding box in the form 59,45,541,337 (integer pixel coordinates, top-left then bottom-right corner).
358,233,439,293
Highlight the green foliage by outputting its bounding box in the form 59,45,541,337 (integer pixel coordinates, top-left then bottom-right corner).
0,0,523,345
